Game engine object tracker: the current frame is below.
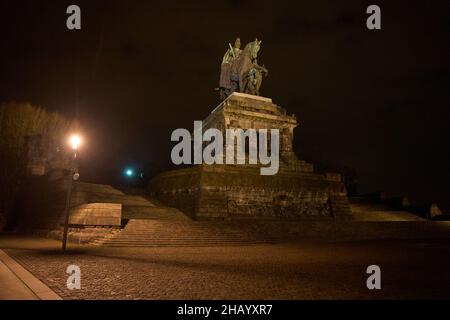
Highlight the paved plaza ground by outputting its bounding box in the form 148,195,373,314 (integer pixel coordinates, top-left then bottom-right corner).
1,235,450,300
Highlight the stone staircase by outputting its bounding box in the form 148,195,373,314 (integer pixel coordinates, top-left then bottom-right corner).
91,219,275,247
329,194,353,218
123,204,189,221
72,182,189,221
350,196,425,221
121,196,189,221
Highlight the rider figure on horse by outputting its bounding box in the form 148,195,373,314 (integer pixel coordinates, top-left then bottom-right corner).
219,38,268,100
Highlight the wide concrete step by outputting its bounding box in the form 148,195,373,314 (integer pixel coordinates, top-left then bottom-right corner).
116,234,253,238
91,243,269,247
92,237,272,242
94,238,269,243
92,239,273,246
91,219,274,247
96,236,254,242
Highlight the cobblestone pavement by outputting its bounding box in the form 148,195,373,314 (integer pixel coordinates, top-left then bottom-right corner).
1,236,450,299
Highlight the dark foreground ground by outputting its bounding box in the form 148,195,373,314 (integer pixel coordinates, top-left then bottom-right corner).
1,235,450,299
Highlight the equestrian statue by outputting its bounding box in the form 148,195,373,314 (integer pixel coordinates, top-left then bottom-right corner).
218,38,268,100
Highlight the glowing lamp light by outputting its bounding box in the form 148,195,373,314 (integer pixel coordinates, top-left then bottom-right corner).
69,135,82,150
125,169,134,177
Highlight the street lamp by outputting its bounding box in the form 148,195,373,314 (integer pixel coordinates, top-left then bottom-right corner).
62,134,82,252
69,135,81,151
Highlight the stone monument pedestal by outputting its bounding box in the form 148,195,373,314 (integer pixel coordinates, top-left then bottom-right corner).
148,93,352,220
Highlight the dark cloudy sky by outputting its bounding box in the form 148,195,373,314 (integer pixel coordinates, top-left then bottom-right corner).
1,0,449,209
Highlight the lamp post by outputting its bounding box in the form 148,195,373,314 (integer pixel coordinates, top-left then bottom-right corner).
62,134,81,252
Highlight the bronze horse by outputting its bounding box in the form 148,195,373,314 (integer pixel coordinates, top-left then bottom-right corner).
219,39,268,99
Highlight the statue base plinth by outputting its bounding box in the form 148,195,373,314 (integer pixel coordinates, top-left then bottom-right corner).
148,164,351,220
148,93,352,220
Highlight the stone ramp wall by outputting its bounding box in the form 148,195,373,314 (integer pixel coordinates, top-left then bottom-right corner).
15,175,187,232
69,203,122,227
15,178,128,231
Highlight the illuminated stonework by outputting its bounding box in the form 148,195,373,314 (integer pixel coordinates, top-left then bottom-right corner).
149,93,352,220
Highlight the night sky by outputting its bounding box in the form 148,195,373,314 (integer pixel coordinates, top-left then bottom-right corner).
1,1,449,209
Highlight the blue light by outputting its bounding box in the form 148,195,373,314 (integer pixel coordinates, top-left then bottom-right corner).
125,169,134,177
